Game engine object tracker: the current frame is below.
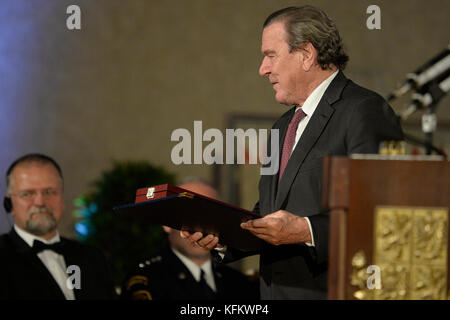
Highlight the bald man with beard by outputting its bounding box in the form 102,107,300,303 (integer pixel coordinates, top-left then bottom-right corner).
0,153,115,300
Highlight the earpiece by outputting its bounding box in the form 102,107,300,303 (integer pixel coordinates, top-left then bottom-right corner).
3,197,12,213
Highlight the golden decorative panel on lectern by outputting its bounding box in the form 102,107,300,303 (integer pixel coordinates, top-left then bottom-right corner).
350,206,448,300
324,156,450,300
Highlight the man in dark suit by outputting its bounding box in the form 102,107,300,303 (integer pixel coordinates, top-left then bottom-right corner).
121,180,258,300
181,6,404,299
0,153,115,299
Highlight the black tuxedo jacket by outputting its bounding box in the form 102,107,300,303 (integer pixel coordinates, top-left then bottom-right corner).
218,71,404,299
0,228,116,300
120,245,259,300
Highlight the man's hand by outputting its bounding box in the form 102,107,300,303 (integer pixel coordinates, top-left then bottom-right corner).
240,210,312,246
180,231,222,251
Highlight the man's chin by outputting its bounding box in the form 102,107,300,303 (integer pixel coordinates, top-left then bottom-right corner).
189,251,211,260
177,245,210,260
274,93,292,106
26,216,57,236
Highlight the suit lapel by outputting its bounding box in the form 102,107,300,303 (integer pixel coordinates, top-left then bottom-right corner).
212,264,224,296
8,229,67,299
62,239,86,300
275,71,348,209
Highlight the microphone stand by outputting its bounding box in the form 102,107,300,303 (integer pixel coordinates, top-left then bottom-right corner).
387,46,450,158
398,75,449,158
421,80,444,155
401,131,447,158
387,45,450,103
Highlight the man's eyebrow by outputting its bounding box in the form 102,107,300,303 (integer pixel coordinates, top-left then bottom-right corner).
262,50,276,56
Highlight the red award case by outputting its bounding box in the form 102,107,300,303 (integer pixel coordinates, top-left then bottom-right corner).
114,184,261,251
135,184,187,203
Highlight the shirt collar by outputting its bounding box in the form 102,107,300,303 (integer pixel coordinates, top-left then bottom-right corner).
14,224,61,247
171,248,213,282
295,70,339,115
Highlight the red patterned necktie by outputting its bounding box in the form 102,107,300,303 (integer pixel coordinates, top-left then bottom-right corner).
278,108,306,182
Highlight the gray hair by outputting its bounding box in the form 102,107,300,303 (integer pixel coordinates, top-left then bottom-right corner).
263,5,349,70
6,153,64,193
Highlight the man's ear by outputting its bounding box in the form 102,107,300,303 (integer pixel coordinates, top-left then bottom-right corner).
162,225,171,234
299,42,317,71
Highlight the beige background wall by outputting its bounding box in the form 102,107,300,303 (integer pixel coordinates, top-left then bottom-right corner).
1,0,449,242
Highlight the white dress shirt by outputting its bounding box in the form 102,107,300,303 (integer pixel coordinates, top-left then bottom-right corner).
172,248,217,292
14,225,75,300
292,70,339,247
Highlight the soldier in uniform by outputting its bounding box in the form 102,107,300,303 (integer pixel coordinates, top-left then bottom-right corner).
120,179,259,300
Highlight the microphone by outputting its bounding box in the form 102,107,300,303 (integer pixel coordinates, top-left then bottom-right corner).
401,69,450,120
401,95,431,120
388,45,450,102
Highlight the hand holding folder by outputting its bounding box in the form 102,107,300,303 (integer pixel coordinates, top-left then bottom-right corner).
180,230,222,251
113,184,261,251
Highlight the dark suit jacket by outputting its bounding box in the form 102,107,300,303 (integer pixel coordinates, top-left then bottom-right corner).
120,245,259,300
0,228,116,300
216,71,404,299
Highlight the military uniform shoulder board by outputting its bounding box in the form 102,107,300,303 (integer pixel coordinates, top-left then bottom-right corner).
124,274,152,300
131,289,152,300
125,275,148,291
123,255,163,300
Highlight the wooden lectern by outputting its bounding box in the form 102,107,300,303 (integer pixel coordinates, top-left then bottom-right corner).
323,155,449,300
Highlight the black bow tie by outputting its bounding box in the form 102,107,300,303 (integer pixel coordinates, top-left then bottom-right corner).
31,240,66,255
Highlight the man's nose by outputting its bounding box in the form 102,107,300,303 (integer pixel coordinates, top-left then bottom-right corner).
33,192,45,206
259,58,270,77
